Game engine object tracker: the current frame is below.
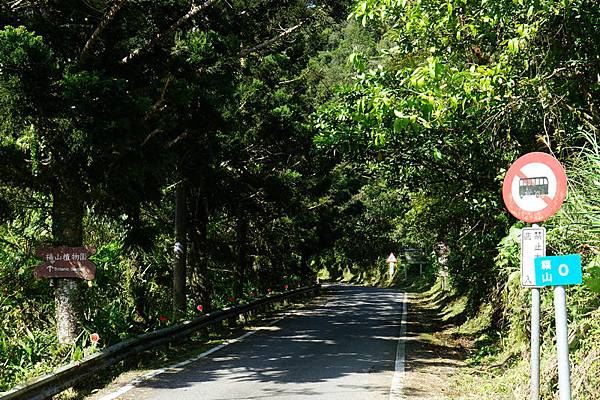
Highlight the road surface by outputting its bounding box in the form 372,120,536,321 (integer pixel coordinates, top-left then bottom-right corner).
102,285,406,400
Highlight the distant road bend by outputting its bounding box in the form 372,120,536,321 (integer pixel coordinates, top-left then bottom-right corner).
98,285,407,400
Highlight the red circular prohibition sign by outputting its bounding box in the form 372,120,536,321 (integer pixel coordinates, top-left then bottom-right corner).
502,152,567,223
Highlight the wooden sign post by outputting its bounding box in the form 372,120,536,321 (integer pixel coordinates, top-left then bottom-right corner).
34,246,97,345
35,247,97,280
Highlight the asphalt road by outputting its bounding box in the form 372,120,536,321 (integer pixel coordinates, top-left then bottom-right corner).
110,285,405,400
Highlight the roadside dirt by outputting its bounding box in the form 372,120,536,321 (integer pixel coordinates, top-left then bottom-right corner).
401,291,471,399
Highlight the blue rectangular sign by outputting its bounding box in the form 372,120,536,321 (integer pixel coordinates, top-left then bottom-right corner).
534,254,582,286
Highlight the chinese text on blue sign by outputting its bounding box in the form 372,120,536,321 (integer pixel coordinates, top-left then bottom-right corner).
534,254,582,287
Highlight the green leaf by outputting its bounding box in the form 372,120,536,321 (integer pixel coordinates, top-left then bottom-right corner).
73,346,84,361
585,263,600,293
507,38,520,54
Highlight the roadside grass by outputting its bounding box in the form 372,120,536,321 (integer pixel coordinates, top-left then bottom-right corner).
318,261,437,290
442,287,600,399
449,315,600,400
397,278,530,400
392,279,470,399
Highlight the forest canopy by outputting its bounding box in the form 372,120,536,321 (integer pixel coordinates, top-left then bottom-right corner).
0,0,599,397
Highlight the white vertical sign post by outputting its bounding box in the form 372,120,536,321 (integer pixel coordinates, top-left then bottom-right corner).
503,152,569,400
521,225,545,399
386,253,397,280
531,287,541,397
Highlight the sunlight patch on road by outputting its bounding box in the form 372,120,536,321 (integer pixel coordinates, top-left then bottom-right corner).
97,316,286,400
254,325,281,331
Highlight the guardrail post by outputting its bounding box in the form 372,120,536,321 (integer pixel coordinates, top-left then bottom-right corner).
226,315,236,327
197,327,208,340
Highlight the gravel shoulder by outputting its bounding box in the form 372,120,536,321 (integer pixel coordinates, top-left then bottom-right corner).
400,290,470,399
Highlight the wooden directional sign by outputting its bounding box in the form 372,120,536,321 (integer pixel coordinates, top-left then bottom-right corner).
503,152,567,223
34,247,97,280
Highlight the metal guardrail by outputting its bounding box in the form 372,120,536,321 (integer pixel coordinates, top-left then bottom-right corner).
1,284,320,400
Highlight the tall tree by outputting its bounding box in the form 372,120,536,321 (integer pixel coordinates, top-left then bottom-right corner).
0,2,168,342
314,0,600,300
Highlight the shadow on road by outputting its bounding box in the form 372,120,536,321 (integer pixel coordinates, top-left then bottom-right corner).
130,285,404,399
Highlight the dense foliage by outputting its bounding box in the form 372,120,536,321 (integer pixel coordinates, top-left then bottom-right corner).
317,0,599,292
0,0,351,390
313,0,600,398
0,0,598,397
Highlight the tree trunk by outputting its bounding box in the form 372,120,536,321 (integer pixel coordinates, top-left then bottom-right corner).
173,179,187,318
233,214,248,299
189,186,211,311
52,186,84,345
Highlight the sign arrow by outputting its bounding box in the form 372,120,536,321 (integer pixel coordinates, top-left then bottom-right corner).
386,253,397,263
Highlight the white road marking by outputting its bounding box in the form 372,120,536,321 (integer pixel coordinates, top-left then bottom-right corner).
97,312,298,400
389,292,408,400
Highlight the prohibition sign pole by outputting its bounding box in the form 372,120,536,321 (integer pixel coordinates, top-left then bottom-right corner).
502,152,569,400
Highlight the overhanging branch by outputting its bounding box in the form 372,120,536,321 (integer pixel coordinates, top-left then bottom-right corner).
240,20,307,58
81,0,128,59
121,0,219,64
